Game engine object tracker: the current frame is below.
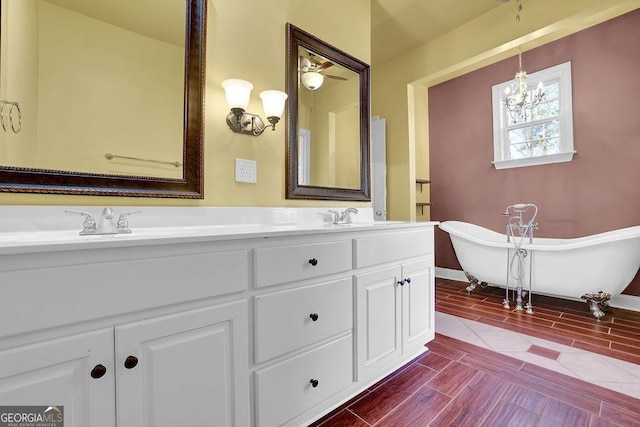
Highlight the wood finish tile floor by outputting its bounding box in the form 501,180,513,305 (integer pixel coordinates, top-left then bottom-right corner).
435,278,640,366
310,279,640,426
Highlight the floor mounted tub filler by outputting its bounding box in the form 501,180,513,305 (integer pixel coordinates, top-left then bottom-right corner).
439,214,640,321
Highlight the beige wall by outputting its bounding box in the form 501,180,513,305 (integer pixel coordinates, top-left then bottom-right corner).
0,0,371,206
373,0,640,221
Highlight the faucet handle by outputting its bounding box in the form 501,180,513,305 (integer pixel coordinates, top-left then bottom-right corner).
328,210,342,224
342,208,358,224
65,210,98,234
116,210,142,233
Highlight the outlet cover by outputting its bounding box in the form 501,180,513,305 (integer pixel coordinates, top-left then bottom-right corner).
235,158,257,183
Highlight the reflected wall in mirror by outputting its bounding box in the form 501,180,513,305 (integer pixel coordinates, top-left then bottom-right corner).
286,23,370,201
0,0,205,198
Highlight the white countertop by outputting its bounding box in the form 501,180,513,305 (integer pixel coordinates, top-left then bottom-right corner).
0,206,438,255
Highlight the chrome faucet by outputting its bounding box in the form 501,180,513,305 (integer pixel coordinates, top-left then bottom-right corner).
66,207,141,235
328,208,359,224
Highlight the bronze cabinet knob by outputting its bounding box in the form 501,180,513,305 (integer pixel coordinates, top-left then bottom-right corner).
90,364,107,379
124,355,139,369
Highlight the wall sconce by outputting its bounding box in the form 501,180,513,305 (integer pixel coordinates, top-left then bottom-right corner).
222,79,288,136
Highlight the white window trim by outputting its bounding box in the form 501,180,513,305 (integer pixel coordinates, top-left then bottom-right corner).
491,61,575,170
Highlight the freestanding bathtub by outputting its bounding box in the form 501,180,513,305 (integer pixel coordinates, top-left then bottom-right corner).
438,221,640,310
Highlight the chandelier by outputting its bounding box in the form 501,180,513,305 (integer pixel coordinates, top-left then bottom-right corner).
502,0,545,120
503,52,545,120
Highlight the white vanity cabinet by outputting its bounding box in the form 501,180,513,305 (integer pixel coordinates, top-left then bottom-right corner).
0,210,436,427
251,226,436,426
253,238,355,426
0,243,251,427
115,301,249,427
0,328,116,427
354,229,435,380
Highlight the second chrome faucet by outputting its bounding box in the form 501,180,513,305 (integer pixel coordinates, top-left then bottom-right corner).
329,208,358,224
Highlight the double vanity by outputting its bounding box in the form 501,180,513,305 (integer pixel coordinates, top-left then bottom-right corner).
0,206,436,426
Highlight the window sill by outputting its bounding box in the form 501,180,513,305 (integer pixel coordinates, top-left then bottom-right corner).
493,151,577,170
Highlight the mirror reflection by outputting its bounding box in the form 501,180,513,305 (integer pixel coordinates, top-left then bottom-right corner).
0,0,205,198
297,48,361,189
0,0,185,178
286,23,370,201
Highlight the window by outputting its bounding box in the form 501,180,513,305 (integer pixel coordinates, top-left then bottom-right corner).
491,61,575,169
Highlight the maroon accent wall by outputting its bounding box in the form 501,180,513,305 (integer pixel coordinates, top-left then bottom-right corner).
429,9,640,296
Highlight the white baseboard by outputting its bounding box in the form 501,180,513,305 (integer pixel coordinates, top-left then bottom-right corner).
435,267,467,283
435,267,640,312
609,294,640,312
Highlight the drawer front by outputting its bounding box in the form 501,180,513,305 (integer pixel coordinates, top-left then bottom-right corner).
254,278,353,363
254,240,352,288
255,335,353,427
354,228,434,268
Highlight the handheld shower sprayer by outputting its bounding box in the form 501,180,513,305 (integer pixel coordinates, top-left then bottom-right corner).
502,203,539,314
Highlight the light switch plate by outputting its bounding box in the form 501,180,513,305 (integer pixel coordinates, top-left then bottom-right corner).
235,159,257,183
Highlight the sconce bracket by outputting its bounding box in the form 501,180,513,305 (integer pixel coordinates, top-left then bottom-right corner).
226,112,266,136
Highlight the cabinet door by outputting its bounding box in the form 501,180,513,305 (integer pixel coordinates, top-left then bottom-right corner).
402,258,435,352
0,328,115,427
115,301,249,427
355,265,402,380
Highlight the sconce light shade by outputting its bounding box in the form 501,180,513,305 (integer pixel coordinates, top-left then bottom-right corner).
301,71,324,91
259,90,288,120
222,79,253,110
222,79,286,136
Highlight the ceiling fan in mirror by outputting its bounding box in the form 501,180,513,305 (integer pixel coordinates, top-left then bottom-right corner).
299,52,347,91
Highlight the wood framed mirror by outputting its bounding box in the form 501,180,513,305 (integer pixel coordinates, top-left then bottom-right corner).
285,23,370,201
0,0,205,198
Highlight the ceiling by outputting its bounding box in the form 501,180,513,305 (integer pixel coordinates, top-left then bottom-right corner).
371,0,509,65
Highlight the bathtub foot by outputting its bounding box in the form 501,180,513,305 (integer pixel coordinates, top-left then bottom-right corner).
502,299,511,309
525,303,534,314
581,291,612,322
464,272,478,294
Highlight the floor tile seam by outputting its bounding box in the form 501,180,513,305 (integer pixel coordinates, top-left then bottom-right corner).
476,389,513,427
496,399,542,420
371,381,453,426
518,363,640,410
427,365,481,400
347,409,372,426
462,359,602,414
428,372,506,427
599,400,640,424
497,351,578,379
440,338,527,370
556,351,640,380
550,323,621,341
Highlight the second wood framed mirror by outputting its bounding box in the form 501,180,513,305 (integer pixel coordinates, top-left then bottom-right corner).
285,23,370,201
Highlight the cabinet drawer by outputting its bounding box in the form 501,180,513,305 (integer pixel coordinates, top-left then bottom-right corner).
354,228,433,268
0,249,250,338
255,335,353,427
254,240,352,288
254,278,352,363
